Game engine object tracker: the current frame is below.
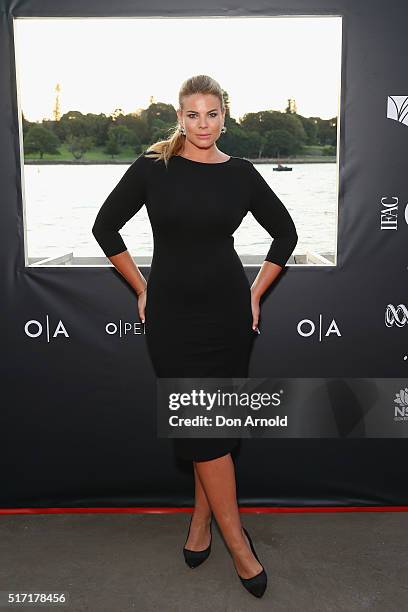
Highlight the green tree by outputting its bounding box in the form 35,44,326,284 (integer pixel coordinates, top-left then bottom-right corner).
142,102,177,131
107,125,132,147
263,129,298,157
240,110,307,156
57,111,94,141
65,133,94,160
308,116,337,146
298,116,319,145
24,125,60,158
104,137,120,158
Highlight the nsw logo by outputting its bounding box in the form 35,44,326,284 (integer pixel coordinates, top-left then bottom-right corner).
394,387,408,421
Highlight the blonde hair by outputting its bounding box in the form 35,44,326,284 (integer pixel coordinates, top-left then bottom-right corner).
144,74,225,168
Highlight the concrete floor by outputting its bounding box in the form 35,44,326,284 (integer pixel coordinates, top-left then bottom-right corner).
0,511,407,611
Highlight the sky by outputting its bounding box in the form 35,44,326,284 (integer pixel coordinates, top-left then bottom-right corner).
13,16,342,123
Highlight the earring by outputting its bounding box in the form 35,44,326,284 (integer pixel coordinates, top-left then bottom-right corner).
221,126,227,134
179,124,186,135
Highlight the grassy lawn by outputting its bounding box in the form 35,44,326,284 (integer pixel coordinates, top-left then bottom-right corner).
24,144,144,162
24,143,336,162
301,144,335,155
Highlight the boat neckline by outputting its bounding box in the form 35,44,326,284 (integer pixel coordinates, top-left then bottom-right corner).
175,155,232,165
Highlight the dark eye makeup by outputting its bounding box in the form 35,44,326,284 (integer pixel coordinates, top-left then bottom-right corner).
187,112,218,118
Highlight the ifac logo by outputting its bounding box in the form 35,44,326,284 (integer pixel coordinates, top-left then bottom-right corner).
387,96,408,126
380,196,398,231
394,387,408,421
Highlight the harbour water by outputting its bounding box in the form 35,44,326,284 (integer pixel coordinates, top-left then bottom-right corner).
23,162,337,264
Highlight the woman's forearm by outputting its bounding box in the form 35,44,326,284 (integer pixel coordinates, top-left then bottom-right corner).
250,260,283,300
108,250,147,296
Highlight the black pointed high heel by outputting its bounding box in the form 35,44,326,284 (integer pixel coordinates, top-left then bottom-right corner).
236,527,267,598
183,515,212,568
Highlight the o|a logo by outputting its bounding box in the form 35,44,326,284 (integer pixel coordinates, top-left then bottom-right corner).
297,315,341,341
24,316,69,341
385,304,408,327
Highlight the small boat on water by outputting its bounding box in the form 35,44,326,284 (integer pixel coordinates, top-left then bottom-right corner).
273,162,292,171
272,151,292,172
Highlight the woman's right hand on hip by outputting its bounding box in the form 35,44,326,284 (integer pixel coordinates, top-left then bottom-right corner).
137,287,147,324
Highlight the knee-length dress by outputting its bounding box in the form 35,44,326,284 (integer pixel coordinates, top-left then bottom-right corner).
92,151,298,462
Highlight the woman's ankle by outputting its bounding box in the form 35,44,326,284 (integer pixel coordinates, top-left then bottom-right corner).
227,527,249,554
191,510,212,526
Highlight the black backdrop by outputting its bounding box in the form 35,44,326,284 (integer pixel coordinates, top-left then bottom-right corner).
1,0,407,508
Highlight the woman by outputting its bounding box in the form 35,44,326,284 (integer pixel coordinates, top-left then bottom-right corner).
92,74,298,599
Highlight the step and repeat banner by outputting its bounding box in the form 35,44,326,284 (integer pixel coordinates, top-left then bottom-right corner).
1,0,407,507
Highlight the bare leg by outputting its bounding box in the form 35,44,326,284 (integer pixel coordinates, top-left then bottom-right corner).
184,462,212,551
194,453,263,579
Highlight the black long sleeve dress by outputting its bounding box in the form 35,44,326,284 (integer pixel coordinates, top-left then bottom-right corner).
92,151,298,462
